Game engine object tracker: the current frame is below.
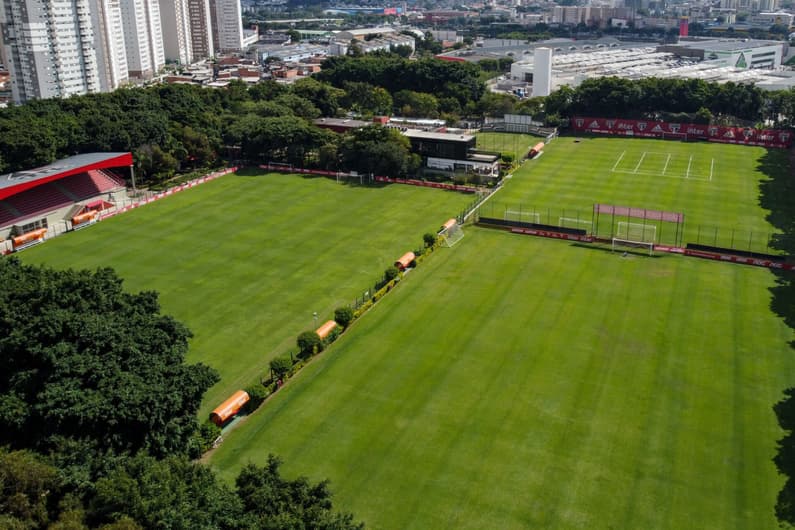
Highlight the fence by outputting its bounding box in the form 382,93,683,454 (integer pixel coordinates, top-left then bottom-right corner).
478,201,784,256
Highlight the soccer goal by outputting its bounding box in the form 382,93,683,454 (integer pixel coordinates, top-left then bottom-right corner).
441,220,465,247
612,238,654,256
616,221,656,243
558,217,593,231
504,210,541,224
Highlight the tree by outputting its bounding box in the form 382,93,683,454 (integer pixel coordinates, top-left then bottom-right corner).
423,233,437,247
339,125,418,177
342,82,393,116
0,450,66,529
334,307,354,329
296,331,322,356
776,388,795,525
270,356,293,380
89,455,241,529
0,258,219,460
287,29,301,43
384,266,399,281
236,456,363,530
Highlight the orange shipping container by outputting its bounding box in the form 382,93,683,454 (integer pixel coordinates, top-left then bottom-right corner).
316,320,338,340
394,251,416,271
210,390,250,426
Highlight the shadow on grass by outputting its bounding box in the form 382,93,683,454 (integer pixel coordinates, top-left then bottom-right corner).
757,147,795,525
569,241,666,258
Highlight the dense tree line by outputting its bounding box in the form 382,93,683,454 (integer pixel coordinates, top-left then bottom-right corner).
0,258,361,529
535,77,795,126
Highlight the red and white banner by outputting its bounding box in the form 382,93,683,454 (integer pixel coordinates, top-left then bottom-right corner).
374,176,477,193
510,227,594,242
684,248,794,270
572,117,792,148
99,167,237,220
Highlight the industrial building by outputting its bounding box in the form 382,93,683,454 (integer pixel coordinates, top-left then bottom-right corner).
509,39,793,93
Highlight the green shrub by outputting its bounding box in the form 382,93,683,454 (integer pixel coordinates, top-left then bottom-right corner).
297,331,322,355
187,420,222,458
353,300,373,318
270,356,293,380
243,384,269,413
384,266,399,281
334,306,354,328
423,232,437,247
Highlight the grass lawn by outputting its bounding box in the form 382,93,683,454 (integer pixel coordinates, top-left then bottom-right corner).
488,136,790,252
476,131,540,160
210,227,794,529
20,170,472,416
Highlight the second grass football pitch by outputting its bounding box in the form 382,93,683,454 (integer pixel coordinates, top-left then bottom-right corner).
491,137,789,252
210,227,794,529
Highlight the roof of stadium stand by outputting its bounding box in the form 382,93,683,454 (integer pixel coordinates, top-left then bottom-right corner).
0,152,132,200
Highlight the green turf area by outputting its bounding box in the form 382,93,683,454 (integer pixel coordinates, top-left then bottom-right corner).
475,131,540,160
488,136,790,252
210,227,794,529
20,171,472,416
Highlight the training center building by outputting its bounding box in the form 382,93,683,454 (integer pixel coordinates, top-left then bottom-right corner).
402,130,500,178
0,153,132,253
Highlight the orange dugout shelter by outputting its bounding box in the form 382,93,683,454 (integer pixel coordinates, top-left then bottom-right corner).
394,251,415,271
210,390,250,426
316,320,339,340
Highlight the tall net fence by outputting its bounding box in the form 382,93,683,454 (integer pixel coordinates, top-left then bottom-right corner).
476,201,784,256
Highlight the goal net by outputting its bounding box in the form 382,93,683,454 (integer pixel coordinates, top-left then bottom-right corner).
616,221,656,243
504,210,540,224
558,216,593,232
612,238,654,256
442,222,465,247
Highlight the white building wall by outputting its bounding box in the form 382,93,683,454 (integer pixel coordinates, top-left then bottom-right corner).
188,0,214,58
211,0,244,52
91,0,129,90
159,0,193,65
0,0,115,102
119,0,164,78
532,47,552,98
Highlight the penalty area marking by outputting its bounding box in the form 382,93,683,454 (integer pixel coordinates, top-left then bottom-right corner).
662,153,671,175
633,152,647,174
612,151,626,171
685,155,693,179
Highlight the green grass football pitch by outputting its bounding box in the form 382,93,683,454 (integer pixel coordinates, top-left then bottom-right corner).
488,136,790,252
475,131,540,160
20,170,473,416
210,227,794,529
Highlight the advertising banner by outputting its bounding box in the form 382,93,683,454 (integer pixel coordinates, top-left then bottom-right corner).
571,117,792,148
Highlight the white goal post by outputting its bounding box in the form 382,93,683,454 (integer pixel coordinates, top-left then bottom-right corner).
612,238,654,256
616,221,656,243
440,218,465,247
504,210,540,224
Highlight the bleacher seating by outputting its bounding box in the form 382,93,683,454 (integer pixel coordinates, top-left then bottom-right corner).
3,185,73,222
0,204,18,227
58,171,124,200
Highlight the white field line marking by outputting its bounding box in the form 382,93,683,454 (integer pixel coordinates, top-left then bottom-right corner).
633,152,647,174
686,155,693,179
662,153,672,175
709,158,714,181
612,151,626,171
610,168,710,181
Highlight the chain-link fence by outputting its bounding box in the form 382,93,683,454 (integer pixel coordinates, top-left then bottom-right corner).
477,201,783,256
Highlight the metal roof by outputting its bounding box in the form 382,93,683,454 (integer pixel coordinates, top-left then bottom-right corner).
403,129,475,142
0,152,132,200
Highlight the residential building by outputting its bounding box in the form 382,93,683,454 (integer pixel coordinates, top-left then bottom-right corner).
159,0,193,64
120,0,165,79
0,0,129,103
187,0,214,59
210,0,245,52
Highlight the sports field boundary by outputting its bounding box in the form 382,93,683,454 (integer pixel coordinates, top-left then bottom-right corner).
476,218,795,271
2,167,239,256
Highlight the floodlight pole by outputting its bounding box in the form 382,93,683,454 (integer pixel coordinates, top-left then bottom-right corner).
130,164,137,197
